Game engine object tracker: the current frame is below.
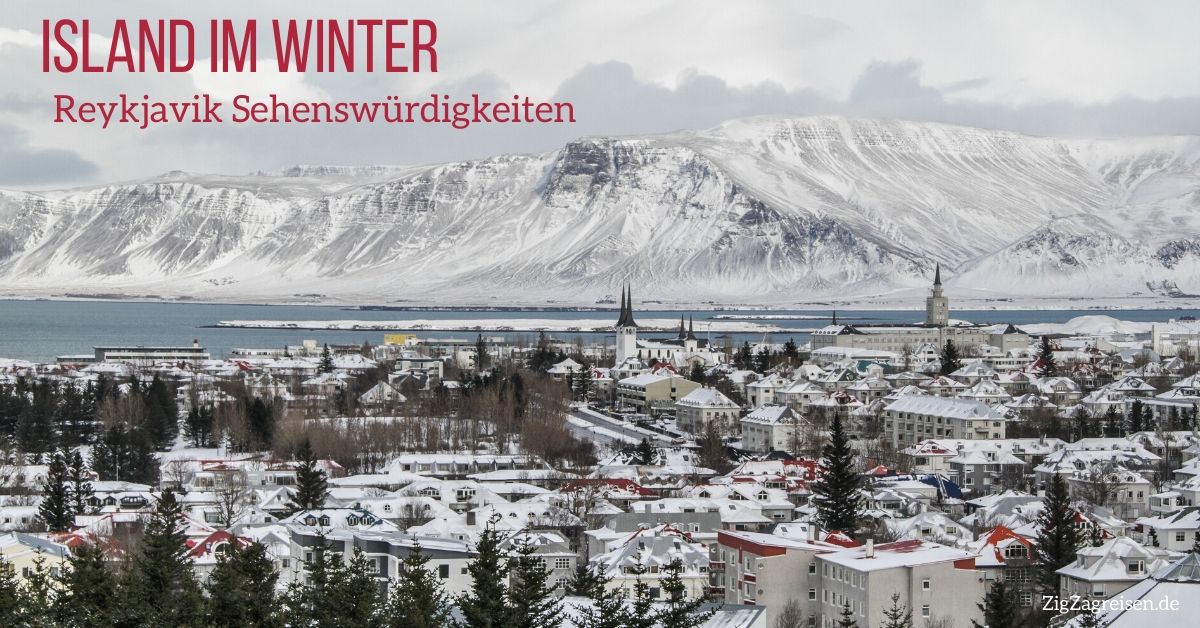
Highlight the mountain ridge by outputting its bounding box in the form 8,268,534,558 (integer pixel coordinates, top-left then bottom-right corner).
1,115,1198,305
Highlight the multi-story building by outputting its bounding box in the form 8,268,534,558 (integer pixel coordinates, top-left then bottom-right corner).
674,387,741,435
1056,536,1179,602
814,539,985,628
883,395,1008,447
740,405,807,454
716,528,841,625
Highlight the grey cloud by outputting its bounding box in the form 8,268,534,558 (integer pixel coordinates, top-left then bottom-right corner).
0,124,97,185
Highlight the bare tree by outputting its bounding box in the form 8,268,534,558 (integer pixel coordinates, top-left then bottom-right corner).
214,469,252,528
773,599,806,628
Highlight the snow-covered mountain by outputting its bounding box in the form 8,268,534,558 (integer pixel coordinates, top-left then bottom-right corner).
1,116,1199,305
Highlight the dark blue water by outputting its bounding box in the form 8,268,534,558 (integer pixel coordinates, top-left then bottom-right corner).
1,299,1197,362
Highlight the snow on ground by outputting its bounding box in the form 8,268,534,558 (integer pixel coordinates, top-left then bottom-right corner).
214,318,808,333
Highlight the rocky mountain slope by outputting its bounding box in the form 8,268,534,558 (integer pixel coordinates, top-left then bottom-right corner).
1,116,1198,305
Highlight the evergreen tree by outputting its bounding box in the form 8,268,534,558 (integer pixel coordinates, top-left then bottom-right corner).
1035,474,1081,595
458,518,511,628
811,415,862,535
735,342,754,370
939,340,963,376
287,441,329,514
1127,399,1146,434
755,348,773,373
1036,336,1058,378
319,344,335,373
124,488,204,626
474,335,490,371
285,541,381,628
880,593,913,628
206,541,281,628
143,375,179,450
622,559,658,628
54,542,119,627
573,566,628,628
1192,531,1200,554
635,438,655,465
37,449,74,532
184,404,216,448
91,422,159,484
1103,406,1122,437
1149,528,1159,547
67,450,93,517
382,542,452,628
971,580,1019,628
247,398,275,449
576,363,594,401
16,379,57,453
836,603,859,628
783,339,800,363
563,564,604,598
654,559,712,628
506,536,563,628
0,556,25,626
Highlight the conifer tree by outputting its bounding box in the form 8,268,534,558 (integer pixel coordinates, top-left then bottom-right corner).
1148,528,1159,547
458,518,511,628
184,404,216,448
880,593,913,628
506,536,563,628
0,556,34,626
54,542,119,627
811,415,862,535
1103,406,1122,437
1036,336,1059,378
837,603,859,628
124,488,204,626
572,567,628,628
381,542,452,628
319,344,335,373
971,580,1019,628
564,563,604,598
622,559,659,628
91,422,159,484
474,335,490,371
68,450,93,516
687,362,706,384
287,440,329,514
577,363,595,400
1192,531,1200,554
38,449,74,532
206,541,281,628
939,340,963,376
285,541,381,628
635,438,655,465
1127,399,1146,434
654,559,713,628
143,374,179,450
247,398,275,448
1035,474,1081,595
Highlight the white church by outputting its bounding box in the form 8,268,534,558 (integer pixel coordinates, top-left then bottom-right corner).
610,286,725,379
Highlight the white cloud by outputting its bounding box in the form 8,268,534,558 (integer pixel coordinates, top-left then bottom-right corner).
190,58,328,101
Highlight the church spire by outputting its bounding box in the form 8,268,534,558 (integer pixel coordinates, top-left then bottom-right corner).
934,263,942,287
616,284,638,328
686,316,696,341
678,315,686,339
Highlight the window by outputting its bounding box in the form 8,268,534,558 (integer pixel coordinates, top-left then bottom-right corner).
438,564,449,579
809,563,817,574
809,588,816,600
921,605,930,618
1092,583,1104,597
1176,532,1186,543
1127,560,1144,574
922,579,930,591
1020,591,1033,607
555,558,571,570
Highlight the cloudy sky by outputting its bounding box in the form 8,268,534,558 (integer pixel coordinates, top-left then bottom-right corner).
1,0,1198,187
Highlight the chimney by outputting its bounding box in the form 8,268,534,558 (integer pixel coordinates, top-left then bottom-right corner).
865,538,875,558
807,524,817,543
193,339,200,348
